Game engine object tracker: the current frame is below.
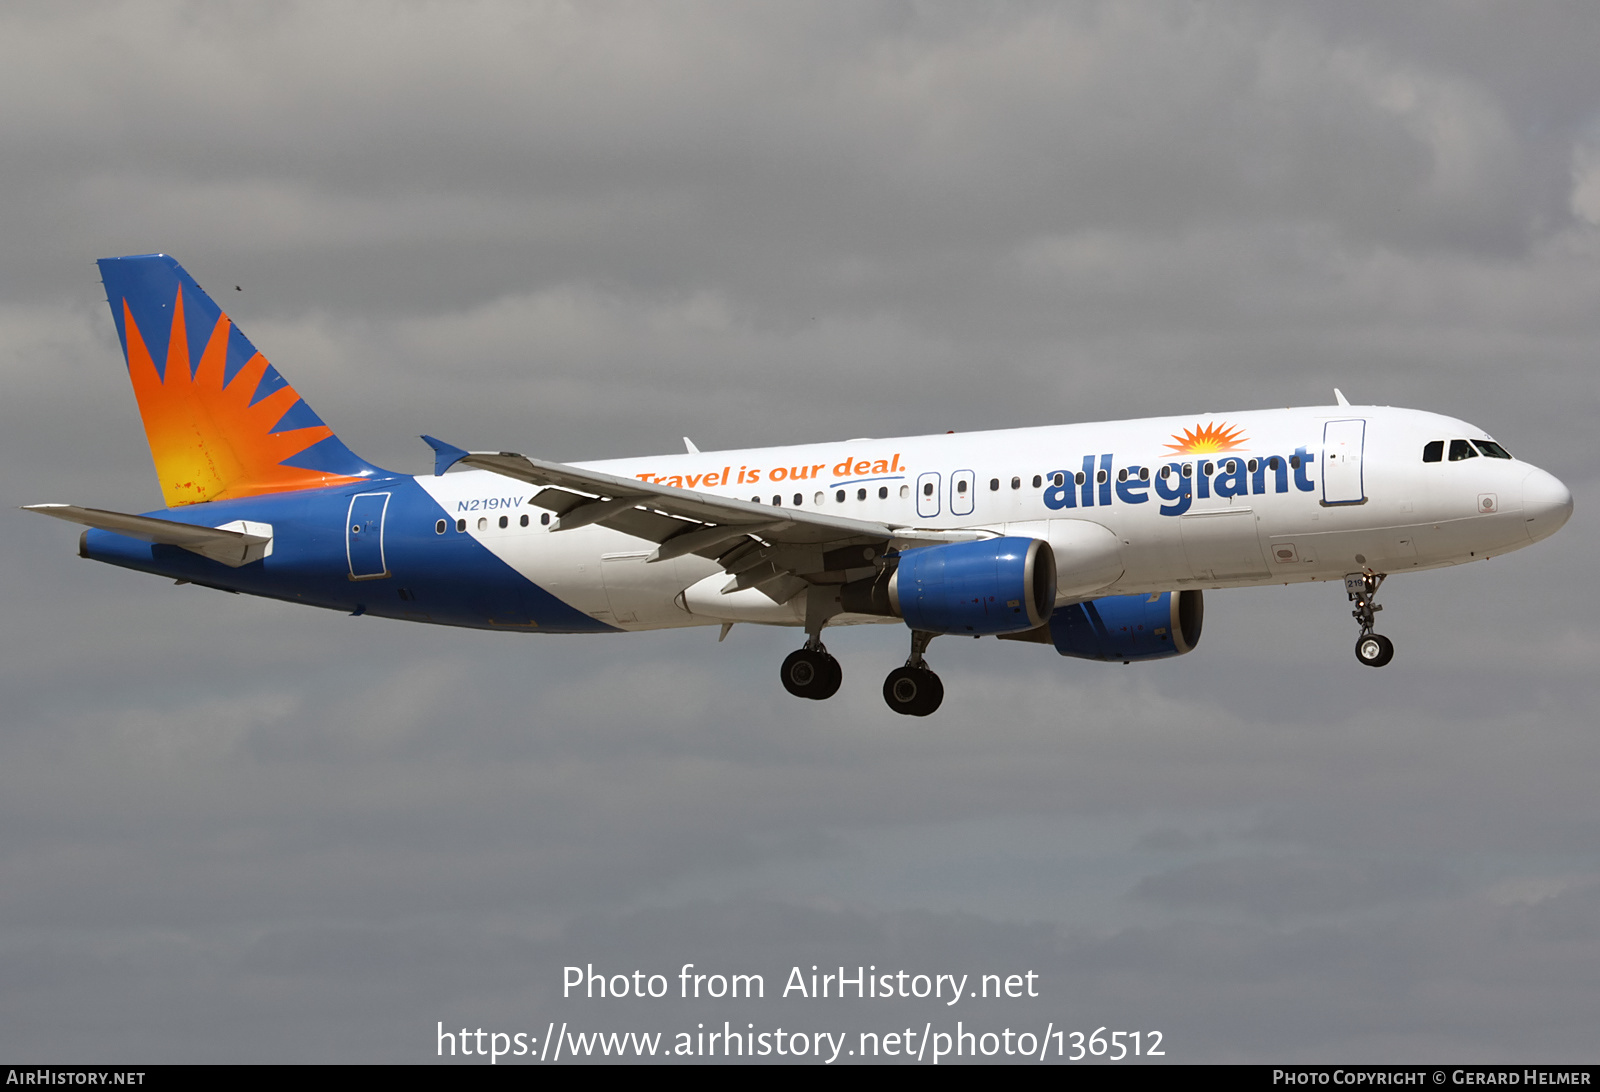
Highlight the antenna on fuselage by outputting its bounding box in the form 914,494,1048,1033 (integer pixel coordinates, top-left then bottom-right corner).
1334,388,1351,407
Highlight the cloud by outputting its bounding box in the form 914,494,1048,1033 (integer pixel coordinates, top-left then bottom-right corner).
1132,854,1463,917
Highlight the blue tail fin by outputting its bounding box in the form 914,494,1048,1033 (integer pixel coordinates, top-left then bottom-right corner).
97,254,385,507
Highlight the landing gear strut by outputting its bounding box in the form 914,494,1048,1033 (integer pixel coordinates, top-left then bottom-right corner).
1345,572,1395,668
781,588,846,701
782,586,847,701
883,630,943,716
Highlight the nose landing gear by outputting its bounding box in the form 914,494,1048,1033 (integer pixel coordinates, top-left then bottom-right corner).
1346,572,1395,667
883,630,943,716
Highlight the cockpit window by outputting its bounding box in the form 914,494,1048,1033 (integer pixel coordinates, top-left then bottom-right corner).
1422,440,1444,463
1473,440,1513,459
1448,439,1478,461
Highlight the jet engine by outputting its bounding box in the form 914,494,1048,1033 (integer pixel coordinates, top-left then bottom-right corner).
841,537,1056,636
1049,589,1203,661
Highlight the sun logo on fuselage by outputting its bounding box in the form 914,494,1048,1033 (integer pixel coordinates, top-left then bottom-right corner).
1165,421,1249,455
121,285,363,507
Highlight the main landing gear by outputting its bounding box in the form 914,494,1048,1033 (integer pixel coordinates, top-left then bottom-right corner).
780,641,842,700
882,630,943,717
778,628,944,716
1345,572,1395,668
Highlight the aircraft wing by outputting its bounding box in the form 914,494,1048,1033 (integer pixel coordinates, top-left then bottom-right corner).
23,504,272,567
426,438,984,601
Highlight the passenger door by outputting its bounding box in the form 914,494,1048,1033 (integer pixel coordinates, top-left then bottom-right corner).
1322,419,1367,506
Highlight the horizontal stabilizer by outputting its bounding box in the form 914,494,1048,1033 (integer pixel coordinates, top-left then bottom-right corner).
23,504,272,567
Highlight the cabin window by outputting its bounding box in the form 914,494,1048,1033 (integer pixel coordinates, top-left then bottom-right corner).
498,515,508,529
858,488,867,500
1032,475,1042,488
1247,459,1257,473
1096,469,1108,484
477,517,488,530
435,519,447,534
520,514,529,527
456,519,466,532
1011,476,1021,490
1422,440,1444,463
794,493,803,506
1117,468,1127,483
1268,456,1281,471
836,490,846,503
773,495,782,506
923,482,934,496
1289,456,1300,470
1181,463,1193,478
1159,466,1171,480
989,478,1000,491
814,491,825,505
1201,461,1213,475
1073,472,1083,486
1139,467,1150,481
879,486,889,499
541,513,550,526
1224,460,1237,474
1449,439,1478,461
1473,440,1513,459
900,485,910,499
957,480,968,494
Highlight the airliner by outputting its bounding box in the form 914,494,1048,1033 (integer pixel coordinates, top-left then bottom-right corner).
26,255,1573,715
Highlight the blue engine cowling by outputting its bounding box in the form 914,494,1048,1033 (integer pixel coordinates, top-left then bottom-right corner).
1050,589,1203,661
888,537,1056,635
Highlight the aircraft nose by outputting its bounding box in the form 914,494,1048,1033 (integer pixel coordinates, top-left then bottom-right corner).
1521,466,1573,542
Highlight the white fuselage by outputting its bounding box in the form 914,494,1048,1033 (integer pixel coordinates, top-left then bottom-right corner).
415,404,1570,632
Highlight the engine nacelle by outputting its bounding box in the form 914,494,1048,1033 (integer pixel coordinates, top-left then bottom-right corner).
1050,589,1203,661
886,537,1056,636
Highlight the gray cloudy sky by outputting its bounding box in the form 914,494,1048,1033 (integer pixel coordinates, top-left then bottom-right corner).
3,0,1598,1064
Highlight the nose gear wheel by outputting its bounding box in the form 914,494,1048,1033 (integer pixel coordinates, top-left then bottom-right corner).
1355,632,1394,667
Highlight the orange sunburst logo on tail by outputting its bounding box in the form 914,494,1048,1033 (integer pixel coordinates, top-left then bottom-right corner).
123,286,363,507
1164,421,1249,455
